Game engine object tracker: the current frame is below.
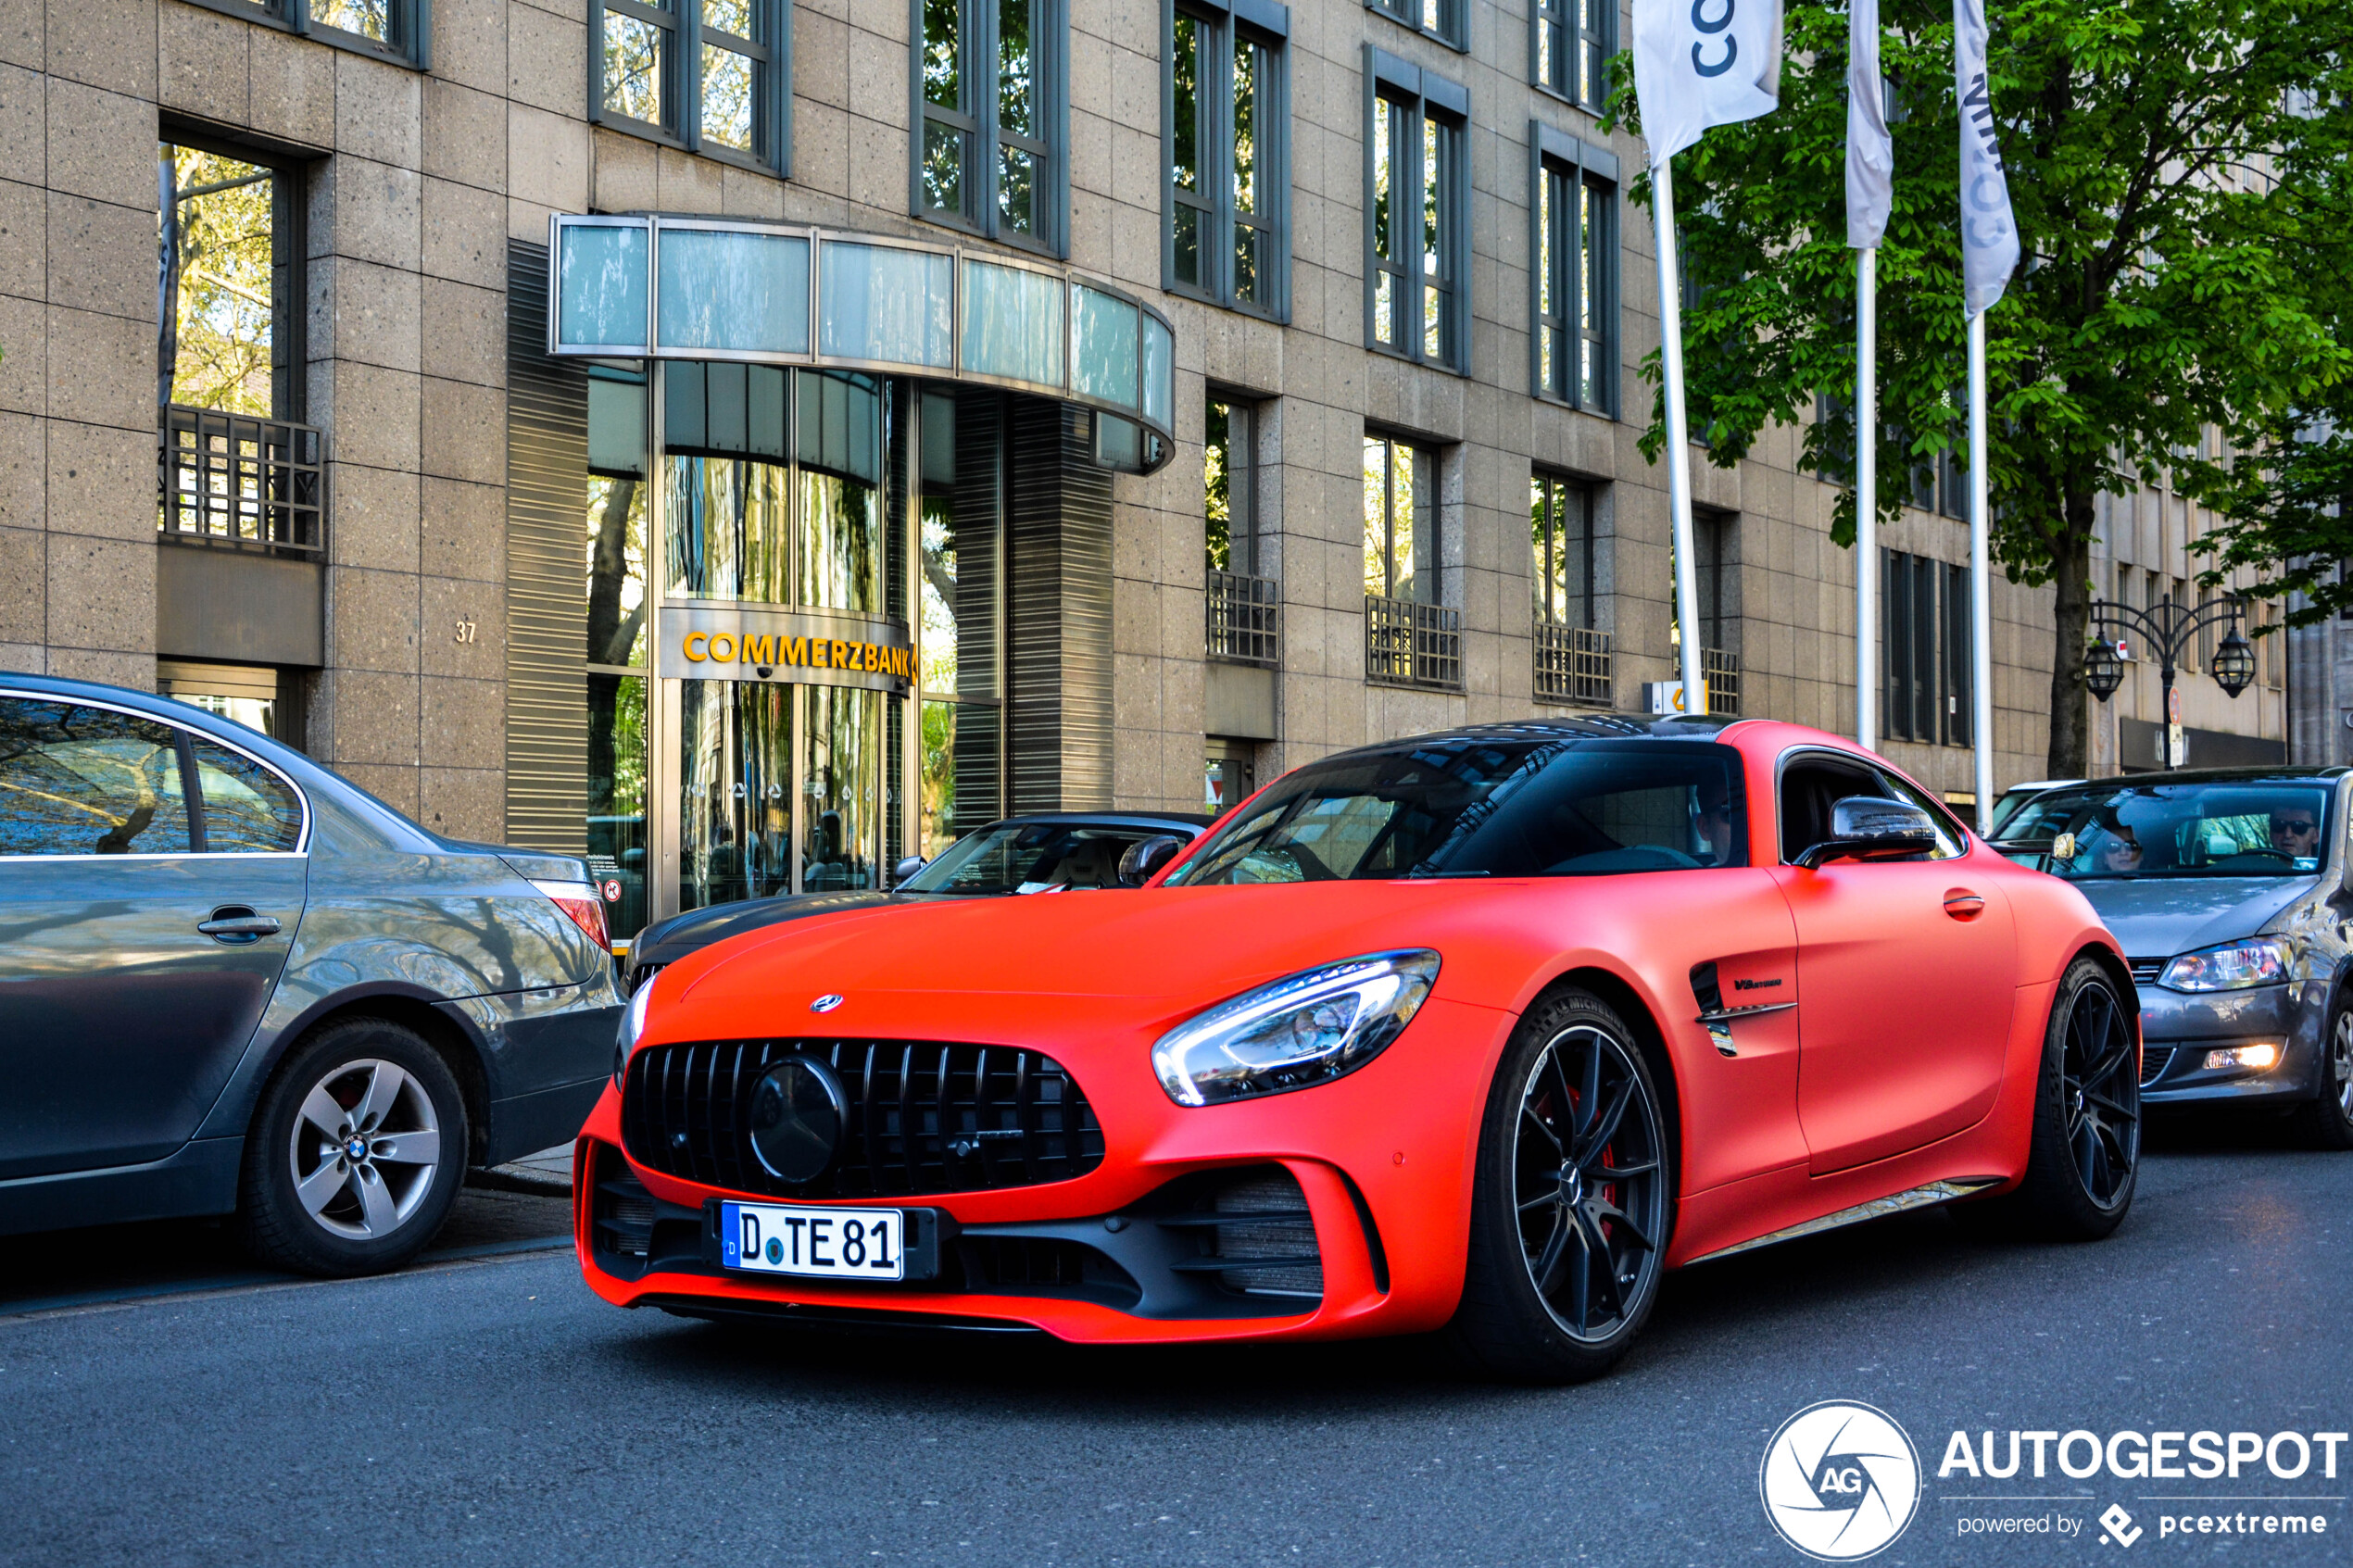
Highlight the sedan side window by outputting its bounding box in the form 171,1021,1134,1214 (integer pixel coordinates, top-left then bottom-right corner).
0,696,195,857
187,735,304,852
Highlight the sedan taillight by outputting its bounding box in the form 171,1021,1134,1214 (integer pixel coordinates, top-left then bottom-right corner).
533,879,610,951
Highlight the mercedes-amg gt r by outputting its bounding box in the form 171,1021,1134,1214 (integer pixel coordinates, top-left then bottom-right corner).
577,716,2139,1380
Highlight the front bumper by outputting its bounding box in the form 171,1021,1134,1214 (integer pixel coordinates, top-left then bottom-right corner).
2134,976,2327,1107
570,997,1511,1344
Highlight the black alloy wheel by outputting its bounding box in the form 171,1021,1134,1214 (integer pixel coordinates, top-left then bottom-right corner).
1963,956,2138,1240
2058,969,2140,1208
1448,987,1674,1382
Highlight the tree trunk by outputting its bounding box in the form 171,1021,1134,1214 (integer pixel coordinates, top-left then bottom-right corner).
2045,495,2096,778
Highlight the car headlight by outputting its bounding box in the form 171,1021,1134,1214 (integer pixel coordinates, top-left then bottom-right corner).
2158,937,2292,992
614,977,656,1083
1151,950,1440,1107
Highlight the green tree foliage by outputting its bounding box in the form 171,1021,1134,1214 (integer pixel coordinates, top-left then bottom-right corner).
1606,0,2353,773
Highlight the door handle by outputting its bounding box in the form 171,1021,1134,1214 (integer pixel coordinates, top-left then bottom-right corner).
198,908,283,943
1943,889,1986,922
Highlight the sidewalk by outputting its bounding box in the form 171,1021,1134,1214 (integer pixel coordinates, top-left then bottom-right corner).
472,1143,573,1197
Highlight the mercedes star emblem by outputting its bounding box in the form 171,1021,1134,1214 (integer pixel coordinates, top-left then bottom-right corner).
810,994,845,1013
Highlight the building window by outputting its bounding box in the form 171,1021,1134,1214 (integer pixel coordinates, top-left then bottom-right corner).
1884,549,1970,746
1534,0,1608,111
917,390,1005,857
1364,432,1435,603
1366,53,1468,370
917,0,1064,252
1205,397,1259,575
1531,125,1617,413
1530,471,1595,629
1168,0,1289,316
180,0,424,66
1368,0,1463,53
596,0,788,169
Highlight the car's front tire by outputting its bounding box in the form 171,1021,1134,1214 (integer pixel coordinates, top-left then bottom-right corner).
2291,998,2353,1150
1966,955,2139,1241
1445,987,1674,1384
238,1018,469,1276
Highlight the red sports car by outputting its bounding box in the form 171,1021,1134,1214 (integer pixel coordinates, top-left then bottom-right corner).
577,717,2139,1381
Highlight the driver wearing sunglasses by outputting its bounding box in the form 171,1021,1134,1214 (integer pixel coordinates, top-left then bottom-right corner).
2271,807,2322,859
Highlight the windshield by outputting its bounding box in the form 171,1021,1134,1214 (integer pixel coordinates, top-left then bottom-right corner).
902,822,1176,895
1992,780,2334,880
1166,739,1747,884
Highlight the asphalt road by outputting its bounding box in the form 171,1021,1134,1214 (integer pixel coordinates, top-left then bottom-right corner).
2,1123,2347,1568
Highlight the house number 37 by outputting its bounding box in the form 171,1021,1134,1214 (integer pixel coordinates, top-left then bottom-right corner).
455,619,478,645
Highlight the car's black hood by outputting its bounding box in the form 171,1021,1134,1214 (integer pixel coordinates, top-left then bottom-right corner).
629,890,938,967
2071,874,2320,960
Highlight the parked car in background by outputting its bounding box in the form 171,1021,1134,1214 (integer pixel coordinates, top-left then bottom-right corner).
1989,778,2084,835
622,812,1213,997
1992,768,2353,1147
0,674,623,1275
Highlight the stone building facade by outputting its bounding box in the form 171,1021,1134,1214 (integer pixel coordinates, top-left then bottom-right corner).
0,0,2083,935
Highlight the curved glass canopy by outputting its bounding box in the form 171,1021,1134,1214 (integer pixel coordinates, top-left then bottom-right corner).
551,215,1176,471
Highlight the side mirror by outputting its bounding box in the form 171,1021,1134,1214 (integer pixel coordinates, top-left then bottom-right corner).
891,855,926,884
1794,796,1938,870
1118,834,1184,886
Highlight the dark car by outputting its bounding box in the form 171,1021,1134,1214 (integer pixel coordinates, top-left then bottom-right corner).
622,811,1212,995
1991,767,2353,1146
0,674,624,1273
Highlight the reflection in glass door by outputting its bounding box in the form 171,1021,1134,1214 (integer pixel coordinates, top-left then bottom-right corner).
677,680,795,913
802,684,880,890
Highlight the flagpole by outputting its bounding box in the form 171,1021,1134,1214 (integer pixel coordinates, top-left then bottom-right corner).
1653,156,1706,713
1855,246,1877,751
1968,308,1994,833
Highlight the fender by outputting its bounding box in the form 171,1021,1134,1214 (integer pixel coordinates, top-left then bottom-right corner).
191,978,497,1144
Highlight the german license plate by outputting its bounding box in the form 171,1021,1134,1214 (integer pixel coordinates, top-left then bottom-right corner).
719,1201,906,1282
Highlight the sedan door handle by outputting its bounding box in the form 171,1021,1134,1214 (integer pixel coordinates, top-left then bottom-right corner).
1943,889,1986,922
198,909,283,942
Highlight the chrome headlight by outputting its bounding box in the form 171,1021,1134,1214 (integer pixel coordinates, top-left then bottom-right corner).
2158,937,2291,992
1151,950,1440,1107
614,976,656,1083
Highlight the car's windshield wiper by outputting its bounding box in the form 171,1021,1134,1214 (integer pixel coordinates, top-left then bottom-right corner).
1406,867,1491,878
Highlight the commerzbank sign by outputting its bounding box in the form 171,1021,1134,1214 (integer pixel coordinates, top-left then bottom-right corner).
654,606,913,695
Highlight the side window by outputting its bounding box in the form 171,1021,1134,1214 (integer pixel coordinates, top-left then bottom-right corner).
1867,768,1968,859
188,737,305,853
1777,757,1880,863
0,698,195,858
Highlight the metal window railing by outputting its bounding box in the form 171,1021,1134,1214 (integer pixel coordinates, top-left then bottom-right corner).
1534,623,1612,706
158,405,324,557
1365,593,1464,691
1703,646,1741,716
1207,569,1280,667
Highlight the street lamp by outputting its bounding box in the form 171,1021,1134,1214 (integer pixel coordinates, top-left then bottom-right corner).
2084,596,2257,767
2213,627,2257,698
2083,636,2124,700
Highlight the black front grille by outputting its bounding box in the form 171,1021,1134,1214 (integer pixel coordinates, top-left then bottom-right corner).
627,961,664,997
2130,959,2164,985
2140,1047,2172,1086
622,1039,1105,1198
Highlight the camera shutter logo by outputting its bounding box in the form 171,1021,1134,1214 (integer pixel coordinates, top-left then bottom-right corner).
1759,1401,1921,1561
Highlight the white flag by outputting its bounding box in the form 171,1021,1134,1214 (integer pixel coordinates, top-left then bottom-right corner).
1632,0,1785,170
1846,0,1892,248
1953,0,2018,317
